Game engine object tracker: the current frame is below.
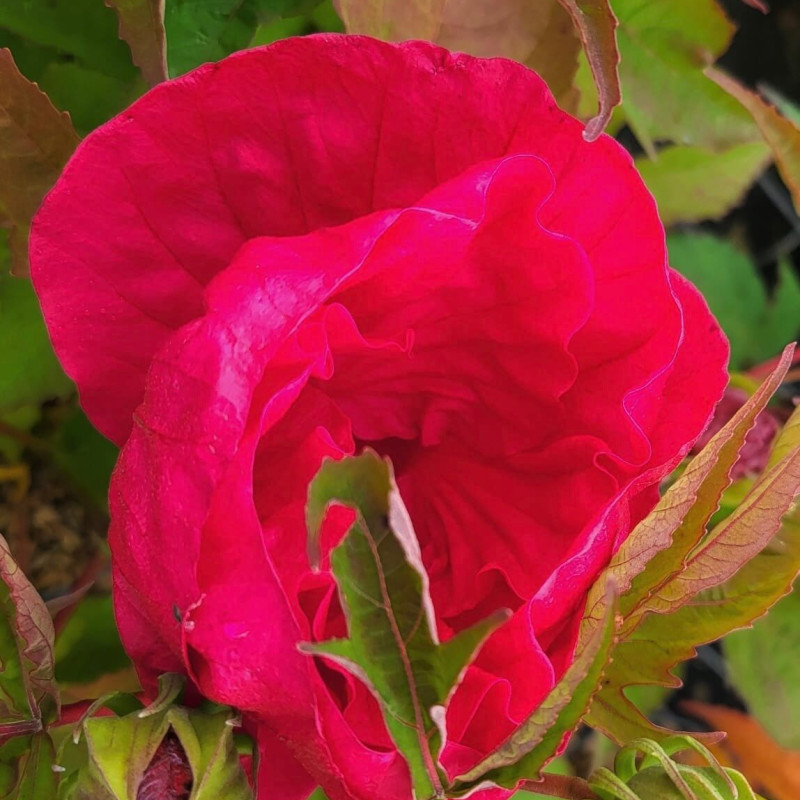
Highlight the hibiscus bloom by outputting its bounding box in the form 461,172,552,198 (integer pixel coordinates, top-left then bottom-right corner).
30,34,728,800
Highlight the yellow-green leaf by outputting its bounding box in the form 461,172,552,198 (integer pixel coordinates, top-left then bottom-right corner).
609,0,759,155
637,142,770,225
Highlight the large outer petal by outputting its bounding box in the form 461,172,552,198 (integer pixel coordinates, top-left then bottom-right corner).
31,34,626,445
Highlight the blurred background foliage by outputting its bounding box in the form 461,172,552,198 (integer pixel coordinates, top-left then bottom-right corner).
1,0,800,798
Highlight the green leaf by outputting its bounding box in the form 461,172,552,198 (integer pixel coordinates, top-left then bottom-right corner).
581,350,800,743
0,0,136,81
725,588,800,750
708,67,800,214
0,732,58,799
0,48,79,276
55,596,131,687
50,409,118,511
104,0,168,87
0,28,141,135
0,533,57,739
62,711,166,799
303,451,507,800
636,143,770,225
0,240,72,413
165,0,323,76
668,233,800,369
608,0,759,155
452,583,618,792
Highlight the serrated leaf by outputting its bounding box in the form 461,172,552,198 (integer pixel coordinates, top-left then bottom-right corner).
0,533,57,740
104,0,167,87
452,583,617,791
0,732,57,798
636,142,770,225
0,48,79,276
587,348,800,742
668,234,800,369
303,451,507,800
583,346,792,635
0,23,140,135
608,0,759,155
585,394,800,745
708,67,800,214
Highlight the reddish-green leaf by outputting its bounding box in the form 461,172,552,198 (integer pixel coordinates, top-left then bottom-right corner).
0,534,57,740
707,67,800,215
584,390,800,745
583,346,793,636
104,0,167,87
303,451,507,800
453,583,618,792
0,49,79,276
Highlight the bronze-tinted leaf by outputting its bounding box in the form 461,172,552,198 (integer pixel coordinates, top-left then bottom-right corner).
708,67,800,214
104,0,168,88
333,1,593,120
0,534,57,738
555,0,620,140
0,49,79,276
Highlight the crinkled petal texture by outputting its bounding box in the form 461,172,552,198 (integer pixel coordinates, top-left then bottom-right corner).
30,35,728,800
